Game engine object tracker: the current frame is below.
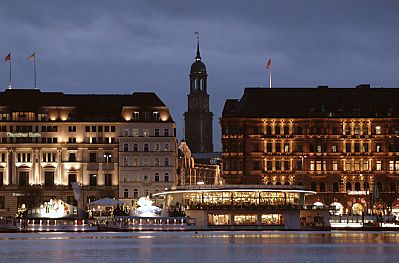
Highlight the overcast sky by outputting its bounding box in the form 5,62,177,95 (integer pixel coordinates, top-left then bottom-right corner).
1,0,399,150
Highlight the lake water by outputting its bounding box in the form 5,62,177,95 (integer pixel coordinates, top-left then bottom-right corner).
0,231,398,263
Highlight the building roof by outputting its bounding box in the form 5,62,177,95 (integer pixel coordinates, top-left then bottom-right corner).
0,88,173,122
222,85,399,118
0,89,166,108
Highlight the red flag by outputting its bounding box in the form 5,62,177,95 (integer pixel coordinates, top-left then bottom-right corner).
4,53,11,61
266,58,271,70
26,53,35,61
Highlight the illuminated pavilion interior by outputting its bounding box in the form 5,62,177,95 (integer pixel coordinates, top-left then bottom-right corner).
154,185,329,229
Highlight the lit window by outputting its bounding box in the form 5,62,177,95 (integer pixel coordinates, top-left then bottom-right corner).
153,112,160,120
284,143,290,152
345,161,351,171
316,161,322,171
310,161,315,171
133,112,139,120
363,161,369,171
332,161,338,171
376,160,382,171
354,161,360,171
389,161,394,171
332,145,337,153
376,126,381,135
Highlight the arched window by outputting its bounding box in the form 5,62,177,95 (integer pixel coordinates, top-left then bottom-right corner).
123,188,128,198
133,144,138,152
266,126,272,135
133,189,138,198
275,126,281,135
311,182,317,192
275,181,281,185
333,182,339,192
390,182,396,192
364,182,370,191
320,182,326,192
355,182,361,191
266,181,272,185
296,126,302,135
354,125,360,135
123,143,128,152
284,182,290,186
144,143,149,152
346,182,352,192
283,126,289,135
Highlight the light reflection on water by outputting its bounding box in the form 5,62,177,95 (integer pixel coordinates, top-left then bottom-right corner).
0,231,398,263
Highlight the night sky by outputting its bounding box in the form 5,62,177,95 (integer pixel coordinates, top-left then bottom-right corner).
1,0,398,150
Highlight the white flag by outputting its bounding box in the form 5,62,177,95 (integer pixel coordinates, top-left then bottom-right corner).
71,182,81,201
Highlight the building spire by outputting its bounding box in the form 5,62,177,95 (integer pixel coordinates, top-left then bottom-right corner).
195,32,201,61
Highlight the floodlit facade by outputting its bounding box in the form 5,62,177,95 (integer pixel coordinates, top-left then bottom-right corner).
220,85,399,216
0,89,176,217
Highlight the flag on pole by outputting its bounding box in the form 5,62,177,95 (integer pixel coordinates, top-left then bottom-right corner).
71,182,82,202
4,53,11,61
266,58,271,70
26,52,35,61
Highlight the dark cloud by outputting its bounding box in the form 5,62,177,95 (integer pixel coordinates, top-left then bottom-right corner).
1,0,398,150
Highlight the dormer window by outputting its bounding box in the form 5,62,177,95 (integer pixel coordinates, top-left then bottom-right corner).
153,112,160,121
133,112,139,120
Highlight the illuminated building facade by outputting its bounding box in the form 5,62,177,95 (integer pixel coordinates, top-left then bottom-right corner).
177,141,221,186
0,89,176,217
221,85,399,215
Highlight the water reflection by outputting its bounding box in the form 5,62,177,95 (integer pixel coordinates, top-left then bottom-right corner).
0,231,398,263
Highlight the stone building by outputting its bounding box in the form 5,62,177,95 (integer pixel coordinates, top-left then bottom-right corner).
220,85,399,215
0,88,176,216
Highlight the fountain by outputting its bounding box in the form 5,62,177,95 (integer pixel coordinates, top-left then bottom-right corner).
135,197,162,217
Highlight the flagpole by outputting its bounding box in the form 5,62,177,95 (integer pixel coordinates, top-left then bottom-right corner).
269,67,272,89
34,55,37,89
8,57,12,90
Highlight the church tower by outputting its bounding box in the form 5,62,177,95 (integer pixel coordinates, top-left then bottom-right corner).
184,36,214,153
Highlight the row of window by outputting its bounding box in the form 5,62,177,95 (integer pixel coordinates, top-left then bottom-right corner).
0,171,113,187
250,159,399,172
85,126,116,133
122,143,170,152
254,141,390,153
122,188,161,199
225,124,399,136
122,156,171,166
126,111,161,122
122,172,170,183
121,128,171,137
309,181,397,193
